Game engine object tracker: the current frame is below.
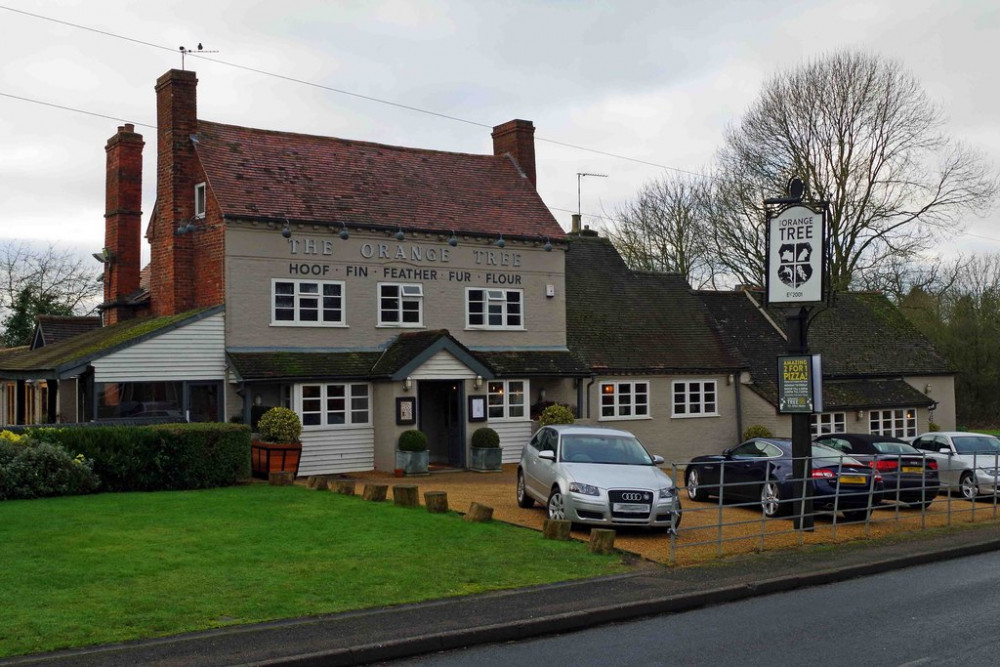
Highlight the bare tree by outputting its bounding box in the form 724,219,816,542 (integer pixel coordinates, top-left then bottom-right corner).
603,174,717,288
712,51,998,291
0,240,102,325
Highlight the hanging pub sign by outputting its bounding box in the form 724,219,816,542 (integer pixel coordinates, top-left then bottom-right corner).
777,354,823,414
766,204,825,305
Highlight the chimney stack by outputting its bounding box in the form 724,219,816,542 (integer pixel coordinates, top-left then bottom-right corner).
102,123,144,325
152,69,199,316
492,119,536,187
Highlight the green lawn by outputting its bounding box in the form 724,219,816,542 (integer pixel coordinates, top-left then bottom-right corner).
0,484,629,657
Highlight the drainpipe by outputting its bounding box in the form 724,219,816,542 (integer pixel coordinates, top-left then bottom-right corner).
585,373,597,419
734,372,743,442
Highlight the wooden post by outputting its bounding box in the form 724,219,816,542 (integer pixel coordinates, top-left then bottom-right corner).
307,476,329,490
543,519,572,540
334,481,356,496
465,502,494,522
392,485,420,508
589,529,616,554
424,491,449,513
362,484,388,502
268,471,294,486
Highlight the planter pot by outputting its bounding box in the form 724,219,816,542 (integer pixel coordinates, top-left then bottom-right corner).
395,449,429,476
251,440,302,479
470,446,503,471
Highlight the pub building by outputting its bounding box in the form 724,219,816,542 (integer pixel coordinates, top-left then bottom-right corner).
0,69,956,472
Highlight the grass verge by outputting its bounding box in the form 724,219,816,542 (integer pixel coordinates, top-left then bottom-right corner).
0,484,629,657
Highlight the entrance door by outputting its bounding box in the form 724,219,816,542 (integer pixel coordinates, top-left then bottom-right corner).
417,380,464,468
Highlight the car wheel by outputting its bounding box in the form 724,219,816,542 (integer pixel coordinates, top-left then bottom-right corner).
842,509,871,522
960,472,979,500
686,468,708,502
516,469,534,508
547,487,567,521
760,481,785,518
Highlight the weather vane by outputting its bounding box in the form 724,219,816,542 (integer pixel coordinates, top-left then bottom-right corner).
179,43,219,70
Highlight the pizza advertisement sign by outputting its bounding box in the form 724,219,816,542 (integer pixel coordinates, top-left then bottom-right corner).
766,205,825,305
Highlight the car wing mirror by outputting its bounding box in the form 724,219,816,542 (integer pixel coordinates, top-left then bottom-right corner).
722,448,732,457
539,450,556,462
652,455,665,465
939,447,952,455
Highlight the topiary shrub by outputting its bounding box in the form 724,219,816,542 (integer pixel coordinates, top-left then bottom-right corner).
742,424,773,440
398,429,428,452
257,407,302,444
471,427,500,448
929,422,941,432
0,437,100,500
538,404,575,426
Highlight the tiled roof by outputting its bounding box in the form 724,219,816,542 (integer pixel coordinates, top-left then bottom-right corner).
228,351,383,382
699,290,953,408
368,330,460,378
565,236,745,374
194,121,565,240
0,307,222,377
32,316,101,348
476,350,590,377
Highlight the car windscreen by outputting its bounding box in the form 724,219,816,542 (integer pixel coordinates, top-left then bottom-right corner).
952,436,1000,455
811,444,863,468
560,435,653,465
871,442,920,455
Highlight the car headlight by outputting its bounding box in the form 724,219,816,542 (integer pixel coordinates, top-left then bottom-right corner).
659,486,677,499
569,482,600,496
980,468,1000,477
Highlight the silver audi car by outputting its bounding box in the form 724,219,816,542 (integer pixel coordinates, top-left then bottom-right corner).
517,424,682,531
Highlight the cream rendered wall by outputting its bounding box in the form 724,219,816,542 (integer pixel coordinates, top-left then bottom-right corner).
905,375,956,431
577,375,742,465
224,226,566,350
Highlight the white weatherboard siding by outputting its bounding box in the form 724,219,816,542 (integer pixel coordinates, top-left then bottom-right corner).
92,313,226,383
489,420,532,463
299,427,375,475
409,351,477,379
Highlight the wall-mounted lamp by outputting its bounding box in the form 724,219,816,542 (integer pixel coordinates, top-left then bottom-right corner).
282,220,292,239
253,394,262,407
726,374,733,386
542,236,552,252
395,227,405,241
339,222,350,240
924,383,932,395
856,410,866,421
474,375,483,389
495,234,505,249
403,376,413,391
448,231,458,247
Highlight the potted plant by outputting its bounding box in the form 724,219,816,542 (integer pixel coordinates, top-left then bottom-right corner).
396,429,429,476
470,427,502,471
251,407,303,479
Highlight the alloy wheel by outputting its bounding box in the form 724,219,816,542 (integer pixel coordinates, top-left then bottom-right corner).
548,489,566,520
761,481,781,517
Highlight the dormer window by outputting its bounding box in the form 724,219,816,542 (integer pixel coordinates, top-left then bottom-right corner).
194,182,206,219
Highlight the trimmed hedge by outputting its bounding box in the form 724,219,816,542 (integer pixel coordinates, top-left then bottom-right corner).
27,423,251,492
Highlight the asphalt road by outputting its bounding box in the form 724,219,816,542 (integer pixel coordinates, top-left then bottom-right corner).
396,549,1000,667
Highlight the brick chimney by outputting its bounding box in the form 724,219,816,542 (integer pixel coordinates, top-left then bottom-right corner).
152,69,199,316
492,119,536,188
102,123,144,325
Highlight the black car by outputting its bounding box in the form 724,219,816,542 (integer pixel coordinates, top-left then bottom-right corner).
685,438,883,521
814,433,940,509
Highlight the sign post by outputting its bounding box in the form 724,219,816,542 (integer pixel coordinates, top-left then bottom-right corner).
765,178,828,531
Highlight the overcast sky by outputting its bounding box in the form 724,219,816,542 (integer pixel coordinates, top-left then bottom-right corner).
1,0,997,266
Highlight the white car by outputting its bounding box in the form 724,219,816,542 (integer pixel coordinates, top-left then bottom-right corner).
911,432,1000,500
516,424,682,531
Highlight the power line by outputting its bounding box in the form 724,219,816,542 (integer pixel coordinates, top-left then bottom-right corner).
0,91,155,128
0,4,702,176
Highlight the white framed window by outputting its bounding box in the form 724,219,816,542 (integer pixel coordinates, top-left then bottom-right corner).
600,381,650,420
487,380,528,420
272,279,345,326
194,182,206,219
466,288,523,329
299,383,370,428
672,380,718,417
378,283,423,327
811,412,847,436
869,408,917,439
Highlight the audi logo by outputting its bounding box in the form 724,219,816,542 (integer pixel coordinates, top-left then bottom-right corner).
620,492,646,502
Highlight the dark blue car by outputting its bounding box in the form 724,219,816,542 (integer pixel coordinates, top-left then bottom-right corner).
685,438,884,521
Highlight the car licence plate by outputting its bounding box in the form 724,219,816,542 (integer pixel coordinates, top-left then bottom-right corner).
613,503,651,513
839,475,866,485
901,466,923,474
